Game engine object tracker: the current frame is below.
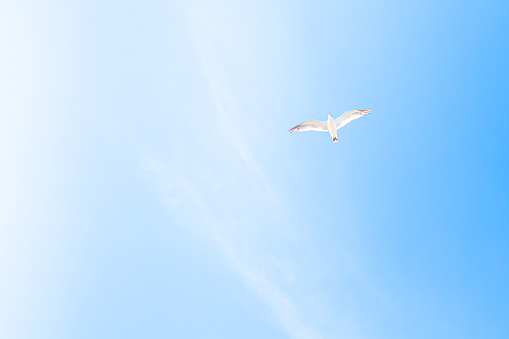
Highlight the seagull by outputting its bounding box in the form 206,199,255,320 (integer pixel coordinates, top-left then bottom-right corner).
289,110,371,142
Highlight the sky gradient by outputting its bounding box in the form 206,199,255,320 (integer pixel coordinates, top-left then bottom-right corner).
1,0,508,338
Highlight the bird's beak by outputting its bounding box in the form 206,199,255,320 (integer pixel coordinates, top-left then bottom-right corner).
362,110,371,114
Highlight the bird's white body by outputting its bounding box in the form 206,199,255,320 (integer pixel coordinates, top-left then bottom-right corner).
289,110,371,143
327,113,338,142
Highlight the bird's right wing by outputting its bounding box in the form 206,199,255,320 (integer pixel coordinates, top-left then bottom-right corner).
289,120,328,133
335,110,371,130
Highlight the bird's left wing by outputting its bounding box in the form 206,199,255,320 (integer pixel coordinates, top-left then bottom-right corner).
335,110,371,130
289,120,328,133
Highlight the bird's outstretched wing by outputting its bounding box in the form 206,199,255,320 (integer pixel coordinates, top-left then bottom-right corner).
335,110,371,130
289,120,328,133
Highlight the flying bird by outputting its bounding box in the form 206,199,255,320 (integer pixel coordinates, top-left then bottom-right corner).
289,110,371,142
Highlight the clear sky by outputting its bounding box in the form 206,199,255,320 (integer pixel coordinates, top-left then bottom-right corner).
1,0,508,338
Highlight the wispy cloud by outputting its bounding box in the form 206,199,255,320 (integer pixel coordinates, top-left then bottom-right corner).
140,2,334,337
141,85,324,337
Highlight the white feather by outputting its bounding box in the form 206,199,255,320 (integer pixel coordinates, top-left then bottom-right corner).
335,110,371,130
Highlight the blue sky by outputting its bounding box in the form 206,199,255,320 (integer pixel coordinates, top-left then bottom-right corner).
1,0,508,338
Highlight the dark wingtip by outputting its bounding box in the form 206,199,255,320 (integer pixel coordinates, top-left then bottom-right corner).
289,123,300,133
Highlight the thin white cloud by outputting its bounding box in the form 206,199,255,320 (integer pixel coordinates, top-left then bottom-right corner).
142,66,325,335
142,2,332,337
141,98,325,336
